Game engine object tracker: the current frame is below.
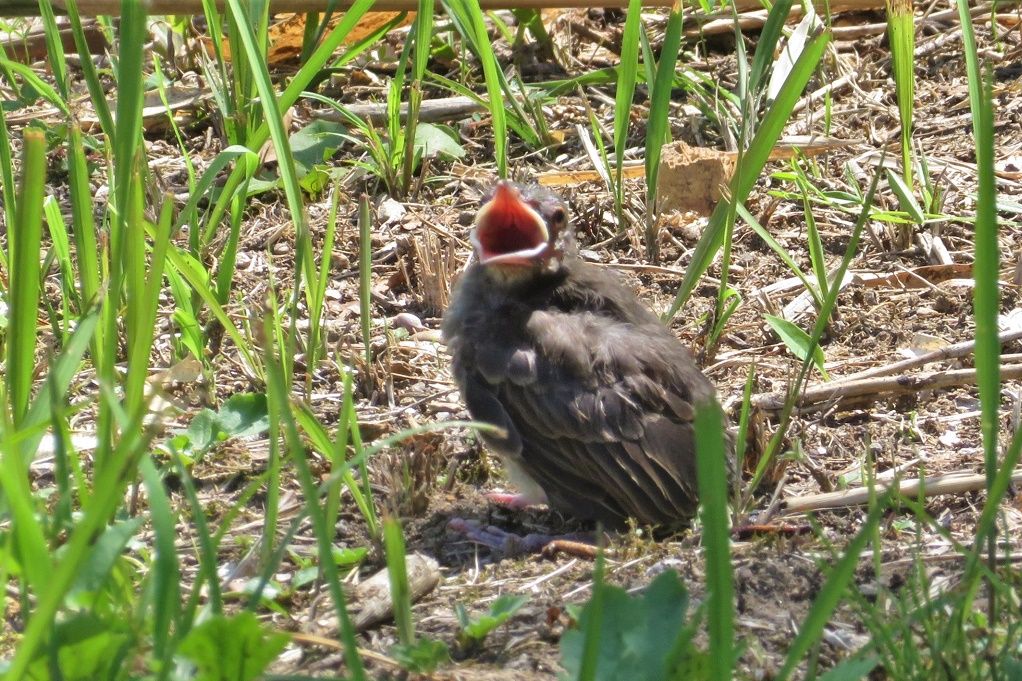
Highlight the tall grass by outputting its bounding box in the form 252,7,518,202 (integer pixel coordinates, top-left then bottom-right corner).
666,12,831,319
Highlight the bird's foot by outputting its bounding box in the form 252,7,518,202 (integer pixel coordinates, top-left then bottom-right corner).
447,518,600,558
484,492,539,511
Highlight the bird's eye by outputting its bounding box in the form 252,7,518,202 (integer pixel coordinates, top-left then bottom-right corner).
550,207,566,225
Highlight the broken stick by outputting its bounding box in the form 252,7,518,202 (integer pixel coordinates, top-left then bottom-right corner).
751,364,1022,413
783,469,1022,514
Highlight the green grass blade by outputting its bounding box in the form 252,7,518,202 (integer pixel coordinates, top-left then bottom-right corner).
954,9,999,493
7,127,46,425
737,202,818,307
261,315,368,681
949,1,1003,641
223,0,314,389
644,0,684,258
43,196,75,336
801,180,830,300
122,173,149,413
886,0,915,184
110,0,146,243
66,125,102,317
748,0,795,100
139,456,182,664
100,0,147,473
446,0,509,176
694,401,735,681
0,424,54,602
384,517,415,646
61,0,114,137
0,85,15,239
886,167,926,223
666,28,831,320
576,549,606,681
613,0,642,226
35,0,69,99
358,195,373,367
307,185,341,378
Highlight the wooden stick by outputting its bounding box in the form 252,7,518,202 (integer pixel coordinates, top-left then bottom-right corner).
318,95,486,125
0,23,107,63
842,328,1022,382
783,469,1022,514
751,364,1022,413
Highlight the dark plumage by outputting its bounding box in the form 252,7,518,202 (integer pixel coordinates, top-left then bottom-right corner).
442,181,732,529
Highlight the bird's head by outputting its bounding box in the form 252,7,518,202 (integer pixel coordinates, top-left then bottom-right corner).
470,181,572,277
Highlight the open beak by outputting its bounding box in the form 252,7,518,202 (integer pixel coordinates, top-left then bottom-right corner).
470,182,550,266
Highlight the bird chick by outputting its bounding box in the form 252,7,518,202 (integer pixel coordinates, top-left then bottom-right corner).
442,181,733,530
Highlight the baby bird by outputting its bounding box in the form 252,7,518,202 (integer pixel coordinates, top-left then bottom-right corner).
442,181,732,531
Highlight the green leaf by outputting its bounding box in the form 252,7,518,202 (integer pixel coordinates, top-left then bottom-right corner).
332,545,369,567
414,122,466,160
457,594,530,644
25,613,133,681
560,570,696,681
391,638,451,674
885,168,925,223
218,393,271,437
67,518,144,601
290,119,347,175
816,653,880,681
178,612,290,681
763,314,829,380
1004,656,1022,681
176,393,270,455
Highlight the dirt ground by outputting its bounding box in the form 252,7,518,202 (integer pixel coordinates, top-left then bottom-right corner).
46,5,1022,679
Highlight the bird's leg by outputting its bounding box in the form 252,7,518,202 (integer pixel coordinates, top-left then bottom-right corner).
484,492,537,511
447,518,602,558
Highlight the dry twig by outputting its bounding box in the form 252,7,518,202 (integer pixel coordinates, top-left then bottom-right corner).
783,469,1022,514
843,328,1022,382
752,364,1022,413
